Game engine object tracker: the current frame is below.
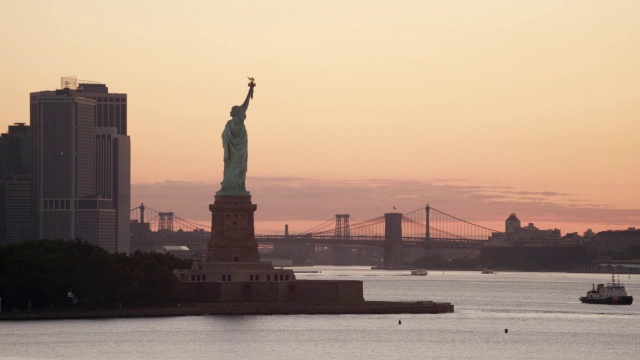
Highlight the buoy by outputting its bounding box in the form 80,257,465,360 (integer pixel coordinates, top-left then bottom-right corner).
398,320,402,325
505,329,508,333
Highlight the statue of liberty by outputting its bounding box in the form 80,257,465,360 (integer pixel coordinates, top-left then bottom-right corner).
217,78,255,195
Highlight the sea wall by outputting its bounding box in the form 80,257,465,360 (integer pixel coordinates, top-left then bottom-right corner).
178,280,364,303
0,301,454,320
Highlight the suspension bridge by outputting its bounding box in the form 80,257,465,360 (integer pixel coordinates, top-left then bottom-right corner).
130,203,498,267
259,205,496,243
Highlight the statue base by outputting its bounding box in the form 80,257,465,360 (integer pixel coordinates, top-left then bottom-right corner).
174,194,298,287
207,195,260,262
215,189,250,196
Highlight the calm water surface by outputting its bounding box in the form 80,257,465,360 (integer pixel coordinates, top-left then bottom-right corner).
1,268,639,359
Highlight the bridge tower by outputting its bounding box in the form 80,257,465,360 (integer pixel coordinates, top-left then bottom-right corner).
140,203,146,224
384,213,404,269
159,212,174,231
334,214,351,239
333,214,351,264
425,204,430,241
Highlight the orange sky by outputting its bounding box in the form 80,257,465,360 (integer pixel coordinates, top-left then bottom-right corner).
1,1,639,234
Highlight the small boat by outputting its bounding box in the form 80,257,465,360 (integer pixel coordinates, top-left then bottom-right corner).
579,273,633,305
481,268,495,274
410,268,428,276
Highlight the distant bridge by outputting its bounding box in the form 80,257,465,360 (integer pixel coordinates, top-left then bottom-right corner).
258,205,495,242
130,203,498,267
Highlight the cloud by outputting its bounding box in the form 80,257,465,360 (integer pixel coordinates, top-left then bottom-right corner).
506,191,571,197
131,177,640,234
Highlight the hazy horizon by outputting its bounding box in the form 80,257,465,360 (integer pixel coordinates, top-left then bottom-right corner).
131,177,640,235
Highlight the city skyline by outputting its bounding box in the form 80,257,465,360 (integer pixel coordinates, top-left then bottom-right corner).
1,1,639,235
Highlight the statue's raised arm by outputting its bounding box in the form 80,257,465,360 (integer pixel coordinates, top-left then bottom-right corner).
241,77,256,112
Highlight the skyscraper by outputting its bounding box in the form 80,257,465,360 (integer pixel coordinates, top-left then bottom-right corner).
75,81,130,254
0,123,30,178
29,78,130,253
0,123,31,244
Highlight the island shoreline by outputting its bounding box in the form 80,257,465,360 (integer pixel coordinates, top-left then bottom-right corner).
0,301,454,320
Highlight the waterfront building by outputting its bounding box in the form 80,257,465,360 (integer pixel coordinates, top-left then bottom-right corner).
0,176,31,244
94,127,130,253
73,81,130,253
0,123,32,243
0,123,30,178
29,78,130,253
583,229,596,240
592,227,640,253
505,212,521,233
487,213,566,247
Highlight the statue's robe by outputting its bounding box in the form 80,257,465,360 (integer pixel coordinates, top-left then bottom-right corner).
219,116,248,194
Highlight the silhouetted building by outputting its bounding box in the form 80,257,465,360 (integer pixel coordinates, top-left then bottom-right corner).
0,123,32,243
592,227,640,253
505,213,521,233
487,213,566,247
93,125,130,253
0,123,30,178
29,79,130,253
583,229,596,241
73,81,130,253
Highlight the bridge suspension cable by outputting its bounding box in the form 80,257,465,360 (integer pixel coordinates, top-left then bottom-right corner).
130,204,209,232
429,206,499,232
395,205,499,240
297,217,336,235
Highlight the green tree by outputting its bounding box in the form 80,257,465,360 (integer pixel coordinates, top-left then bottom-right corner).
0,240,190,311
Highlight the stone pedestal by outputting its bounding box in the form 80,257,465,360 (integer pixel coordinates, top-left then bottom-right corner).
207,195,260,262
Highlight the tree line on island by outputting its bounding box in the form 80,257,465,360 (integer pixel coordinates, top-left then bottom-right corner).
0,239,193,312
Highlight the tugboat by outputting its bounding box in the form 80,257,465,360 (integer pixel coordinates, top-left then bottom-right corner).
579,273,633,305
410,268,428,276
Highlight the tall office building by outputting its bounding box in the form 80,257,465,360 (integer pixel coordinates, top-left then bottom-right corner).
0,123,30,178
75,81,130,254
95,127,130,253
0,123,32,244
30,78,130,253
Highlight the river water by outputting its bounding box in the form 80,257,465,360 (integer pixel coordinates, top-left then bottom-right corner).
1,267,639,359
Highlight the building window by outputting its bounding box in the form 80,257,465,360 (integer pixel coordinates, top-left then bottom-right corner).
228,275,231,281
267,275,271,281
285,275,289,281
191,275,195,281
202,275,206,281
255,275,260,281
280,274,284,281
222,275,226,281
250,275,254,281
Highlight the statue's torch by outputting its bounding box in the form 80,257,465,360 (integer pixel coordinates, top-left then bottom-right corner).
247,77,256,99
